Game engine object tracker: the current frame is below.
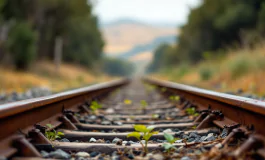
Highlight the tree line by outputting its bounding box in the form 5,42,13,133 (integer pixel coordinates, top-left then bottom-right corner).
148,0,265,72
0,0,134,76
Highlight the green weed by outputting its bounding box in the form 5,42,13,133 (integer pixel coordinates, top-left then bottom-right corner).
127,125,158,154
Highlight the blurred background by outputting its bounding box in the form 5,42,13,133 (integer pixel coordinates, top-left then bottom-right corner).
0,0,265,103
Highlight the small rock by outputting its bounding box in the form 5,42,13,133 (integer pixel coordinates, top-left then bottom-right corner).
140,140,146,144
175,131,184,137
163,129,173,133
40,150,49,158
49,149,71,159
101,121,111,125
89,137,97,143
128,154,134,159
182,135,189,139
181,156,192,160
122,141,128,144
113,121,123,125
205,133,216,141
112,137,121,144
76,152,90,157
200,136,207,141
194,137,201,142
106,108,115,114
60,138,70,142
175,139,183,143
90,151,99,157
188,132,199,138
194,150,202,155
187,138,195,142
125,141,131,146
89,115,97,120
220,128,228,138
215,143,223,149
96,139,105,143
152,153,164,160
106,140,111,143
157,139,164,143
129,140,135,144
116,139,123,145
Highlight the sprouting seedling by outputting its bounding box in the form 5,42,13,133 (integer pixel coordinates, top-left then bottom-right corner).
140,100,148,109
152,114,159,119
185,107,199,116
90,101,102,114
45,124,64,141
161,87,167,92
163,133,179,152
127,125,158,154
169,95,180,102
124,99,132,105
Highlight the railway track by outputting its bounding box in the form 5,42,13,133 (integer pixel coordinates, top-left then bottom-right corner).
0,78,265,159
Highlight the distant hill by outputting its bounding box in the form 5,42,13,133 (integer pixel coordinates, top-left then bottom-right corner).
101,18,178,28
101,18,178,61
118,35,177,58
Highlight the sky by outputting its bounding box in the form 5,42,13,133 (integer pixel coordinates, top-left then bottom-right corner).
93,0,201,25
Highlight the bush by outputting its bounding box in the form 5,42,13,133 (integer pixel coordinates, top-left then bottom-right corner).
176,63,190,78
199,67,213,81
229,57,250,79
8,22,37,70
102,58,134,76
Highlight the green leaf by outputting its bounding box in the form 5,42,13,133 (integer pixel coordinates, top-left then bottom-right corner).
140,100,147,107
57,131,64,136
143,131,159,141
143,133,152,141
46,124,53,129
164,133,175,143
127,132,141,140
134,125,147,132
152,114,159,119
146,125,155,132
124,99,132,105
163,143,173,150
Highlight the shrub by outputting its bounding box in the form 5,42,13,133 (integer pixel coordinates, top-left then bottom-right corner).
199,67,213,81
8,22,37,70
229,57,250,79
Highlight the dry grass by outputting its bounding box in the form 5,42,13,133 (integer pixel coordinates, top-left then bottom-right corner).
154,44,265,95
0,61,112,93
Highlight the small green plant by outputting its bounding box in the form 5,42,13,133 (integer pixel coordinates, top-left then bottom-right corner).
151,114,159,119
163,133,179,152
199,67,213,81
124,99,132,105
90,101,102,114
229,57,250,79
185,107,199,116
45,124,64,141
127,125,158,154
140,100,148,109
169,95,180,102
161,87,167,92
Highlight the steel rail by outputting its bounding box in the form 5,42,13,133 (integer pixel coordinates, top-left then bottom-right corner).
0,79,128,156
144,77,265,135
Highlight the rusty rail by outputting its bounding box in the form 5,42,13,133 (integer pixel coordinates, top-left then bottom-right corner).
144,77,265,135
1,77,265,159
0,79,129,157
